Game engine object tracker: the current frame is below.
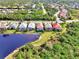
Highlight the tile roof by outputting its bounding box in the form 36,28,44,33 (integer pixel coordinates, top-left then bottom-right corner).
36,23,44,29
52,23,61,29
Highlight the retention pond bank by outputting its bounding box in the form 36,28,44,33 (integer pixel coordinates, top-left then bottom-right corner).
0,34,40,59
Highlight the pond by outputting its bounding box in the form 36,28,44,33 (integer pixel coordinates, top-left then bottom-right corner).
0,34,40,59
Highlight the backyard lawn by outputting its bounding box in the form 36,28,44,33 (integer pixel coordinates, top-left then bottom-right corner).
31,31,55,46
2,30,16,34
61,23,67,34
1,30,36,34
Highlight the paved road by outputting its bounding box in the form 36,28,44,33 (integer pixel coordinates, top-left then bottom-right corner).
66,20,79,23
0,20,79,23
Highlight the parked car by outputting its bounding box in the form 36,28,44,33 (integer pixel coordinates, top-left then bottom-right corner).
0,21,9,31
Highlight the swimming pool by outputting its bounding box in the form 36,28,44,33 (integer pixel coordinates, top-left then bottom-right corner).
0,34,40,59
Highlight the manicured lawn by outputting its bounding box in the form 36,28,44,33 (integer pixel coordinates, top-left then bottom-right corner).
61,23,65,27
24,30,36,34
61,23,67,34
2,30,37,34
31,31,55,46
15,31,23,34
3,30,16,34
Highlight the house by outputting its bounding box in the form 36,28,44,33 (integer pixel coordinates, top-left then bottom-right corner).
9,22,19,30
28,22,35,30
36,23,44,32
69,2,79,9
6,9,14,13
59,9,68,18
52,23,62,31
32,4,36,8
74,2,79,9
18,22,27,31
44,22,52,31
0,21,8,31
24,4,32,10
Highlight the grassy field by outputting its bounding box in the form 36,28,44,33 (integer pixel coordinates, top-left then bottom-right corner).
31,31,55,46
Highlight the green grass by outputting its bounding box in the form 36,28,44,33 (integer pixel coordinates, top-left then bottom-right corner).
31,31,55,46
2,30,37,34
3,30,16,34
24,30,36,34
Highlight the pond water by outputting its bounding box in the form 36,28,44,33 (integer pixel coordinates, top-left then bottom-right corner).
0,34,40,59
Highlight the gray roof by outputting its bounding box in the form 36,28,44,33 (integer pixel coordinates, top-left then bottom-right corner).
44,22,52,28
19,23,27,29
9,22,19,29
28,22,35,29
